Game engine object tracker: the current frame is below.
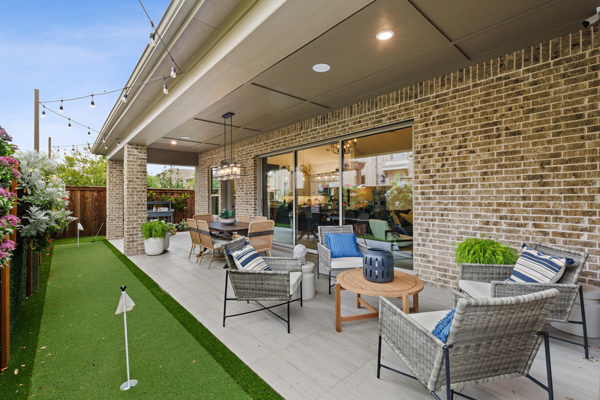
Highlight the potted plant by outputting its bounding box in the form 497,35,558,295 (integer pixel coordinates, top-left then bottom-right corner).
141,220,170,255
219,208,235,224
455,234,519,265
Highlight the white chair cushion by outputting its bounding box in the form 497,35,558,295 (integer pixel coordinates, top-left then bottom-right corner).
409,310,452,332
290,271,302,295
458,280,492,298
330,257,363,270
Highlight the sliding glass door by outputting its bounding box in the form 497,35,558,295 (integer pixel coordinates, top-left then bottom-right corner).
263,152,294,246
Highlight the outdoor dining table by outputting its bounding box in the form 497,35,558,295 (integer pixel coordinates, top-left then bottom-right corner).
208,221,250,236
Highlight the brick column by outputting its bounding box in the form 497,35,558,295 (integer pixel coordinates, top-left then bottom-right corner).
106,160,124,239
194,164,203,215
123,144,147,255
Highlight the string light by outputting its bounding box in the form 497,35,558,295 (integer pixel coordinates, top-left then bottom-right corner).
59,100,64,113
90,94,95,109
105,143,108,150
68,118,72,129
117,138,121,145
149,32,155,47
163,76,168,94
41,106,46,118
170,65,176,79
102,135,106,143
122,93,128,103
88,128,91,137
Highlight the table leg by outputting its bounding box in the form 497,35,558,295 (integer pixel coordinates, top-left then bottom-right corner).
356,293,361,309
402,294,410,314
335,283,341,332
413,293,419,313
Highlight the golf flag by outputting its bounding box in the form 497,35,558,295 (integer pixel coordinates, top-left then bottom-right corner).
115,291,135,315
77,222,84,247
77,223,84,231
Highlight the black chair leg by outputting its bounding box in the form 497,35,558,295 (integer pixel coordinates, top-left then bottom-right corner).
329,270,332,295
287,301,290,334
542,331,554,400
300,282,303,307
444,345,453,400
377,335,382,379
223,271,228,327
579,285,589,359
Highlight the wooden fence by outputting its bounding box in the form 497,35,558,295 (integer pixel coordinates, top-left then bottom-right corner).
56,187,195,239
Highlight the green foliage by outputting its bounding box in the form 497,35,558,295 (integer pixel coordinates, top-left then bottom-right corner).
141,220,170,239
147,166,193,189
455,235,519,265
385,177,413,210
176,219,188,231
9,239,28,332
0,139,18,157
147,191,189,210
220,208,233,219
54,147,106,186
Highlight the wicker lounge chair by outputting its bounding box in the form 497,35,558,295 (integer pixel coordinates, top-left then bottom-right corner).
458,242,590,358
222,238,303,333
317,225,368,294
378,289,559,400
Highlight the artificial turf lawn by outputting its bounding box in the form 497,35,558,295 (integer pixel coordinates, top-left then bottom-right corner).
26,239,253,399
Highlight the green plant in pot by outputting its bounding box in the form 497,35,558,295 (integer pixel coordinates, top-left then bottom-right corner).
141,220,170,255
455,234,519,265
219,208,235,224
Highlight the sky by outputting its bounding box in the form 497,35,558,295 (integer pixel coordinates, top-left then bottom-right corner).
0,1,183,173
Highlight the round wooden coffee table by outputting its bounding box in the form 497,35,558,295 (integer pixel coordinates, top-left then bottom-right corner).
335,268,424,332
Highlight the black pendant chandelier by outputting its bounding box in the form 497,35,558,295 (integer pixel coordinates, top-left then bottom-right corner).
215,112,246,180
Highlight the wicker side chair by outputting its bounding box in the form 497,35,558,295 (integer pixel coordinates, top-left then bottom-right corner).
194,214,214,222
247,220,275,256
196,219,229,269
317,225,368,294
253,216,268,222
238,215,250,223
458,242,590,358
222,238,302,333
186,218,203,262
378,289,559,400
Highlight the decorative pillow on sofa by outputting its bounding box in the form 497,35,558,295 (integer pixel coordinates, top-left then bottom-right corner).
325,233,362,258
432,309,455,342
506,244,567,284
231,245,271,271
400,210,413,225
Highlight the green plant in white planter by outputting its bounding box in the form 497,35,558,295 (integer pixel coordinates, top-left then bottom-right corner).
141,220,170,255
219,209,235,224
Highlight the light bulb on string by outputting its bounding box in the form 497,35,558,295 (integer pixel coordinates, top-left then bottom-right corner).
122,93,128,103
72,145,75,151
87,128,91,137
149,32,155,47
59,100,64,113
41,106,46,118
68,118,72,129
90,94,95,109
163,77,168,94
102,136,106,143
104,143,108,150
170,65,177,79
117,138,121,145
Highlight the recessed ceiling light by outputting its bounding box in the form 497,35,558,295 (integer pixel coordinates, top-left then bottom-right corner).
312,63,330,73
181,136,190,139
171,140,177,145
376,30,394,41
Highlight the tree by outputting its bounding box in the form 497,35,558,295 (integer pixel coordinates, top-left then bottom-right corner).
147,166,188,189
54,147,107,186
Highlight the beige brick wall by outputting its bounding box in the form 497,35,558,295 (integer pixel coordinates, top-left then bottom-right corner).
106,160,124,239
124,144,147,255
197,28,600,288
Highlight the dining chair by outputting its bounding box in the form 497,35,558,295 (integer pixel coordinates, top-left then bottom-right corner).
186,218,203,262
194,214,214,222
254,216,268,222
238,215,250,223
247,220,275,256
196,219,229,268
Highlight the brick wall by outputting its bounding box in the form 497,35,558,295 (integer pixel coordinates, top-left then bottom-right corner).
106,160,124,239
124,144,147,255
196,28,600,288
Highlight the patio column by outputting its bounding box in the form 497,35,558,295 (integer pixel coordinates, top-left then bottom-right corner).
106,159,124,240
194,164,203,215
123,144,147,255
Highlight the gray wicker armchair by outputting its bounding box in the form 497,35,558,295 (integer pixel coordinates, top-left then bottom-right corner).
317,225,368,294
222,238,302,333
378,289,559,400
458,242,590,358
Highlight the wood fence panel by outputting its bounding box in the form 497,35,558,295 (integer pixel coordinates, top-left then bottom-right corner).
57,187,194,239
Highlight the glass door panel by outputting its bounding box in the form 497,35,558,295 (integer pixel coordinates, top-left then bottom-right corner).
342,127,413,268
296,144,339,250
263,153,294,246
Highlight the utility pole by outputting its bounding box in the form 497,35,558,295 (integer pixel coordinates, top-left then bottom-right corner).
48,137,51,159
34,89,39,151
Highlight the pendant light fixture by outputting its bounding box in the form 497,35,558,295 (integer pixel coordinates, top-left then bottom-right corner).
215,112,245,180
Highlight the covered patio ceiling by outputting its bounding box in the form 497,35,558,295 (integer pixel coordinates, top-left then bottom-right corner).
93,0,597,165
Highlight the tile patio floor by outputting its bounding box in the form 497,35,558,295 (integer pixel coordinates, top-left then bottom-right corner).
110,234,600,400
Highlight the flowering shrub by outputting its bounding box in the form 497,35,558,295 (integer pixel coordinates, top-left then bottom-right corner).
0,187,16,214
17,151,75,253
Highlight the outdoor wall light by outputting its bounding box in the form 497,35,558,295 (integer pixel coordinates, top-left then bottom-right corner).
376,30,394,40
312,63,330,72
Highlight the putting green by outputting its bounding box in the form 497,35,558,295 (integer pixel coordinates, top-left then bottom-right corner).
28,240,250,399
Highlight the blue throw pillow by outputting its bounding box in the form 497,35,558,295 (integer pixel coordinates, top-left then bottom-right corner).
432,309,455,342
506,244,569,284
230,245,271,271
325,233,362,258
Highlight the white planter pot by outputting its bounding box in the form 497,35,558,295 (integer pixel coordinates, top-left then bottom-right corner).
163,234,170,251
144,238,165,256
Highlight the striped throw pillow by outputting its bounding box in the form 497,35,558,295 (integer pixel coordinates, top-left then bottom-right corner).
506,244,566,284
231,245,271,272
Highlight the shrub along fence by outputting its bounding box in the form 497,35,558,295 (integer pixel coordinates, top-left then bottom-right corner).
56,187,195,239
